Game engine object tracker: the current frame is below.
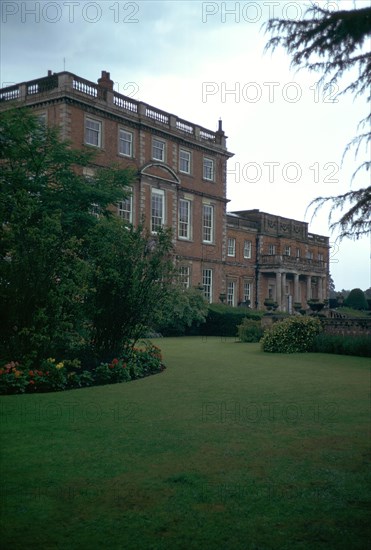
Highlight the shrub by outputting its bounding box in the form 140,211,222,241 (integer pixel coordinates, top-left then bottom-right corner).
66,370,94,389
131,342,164,377
261,316,322,353
154,287,208,336
311,333,371,357
94,358,131,385
238,318,264,342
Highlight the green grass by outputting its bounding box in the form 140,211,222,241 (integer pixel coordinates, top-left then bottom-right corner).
1,337,370,549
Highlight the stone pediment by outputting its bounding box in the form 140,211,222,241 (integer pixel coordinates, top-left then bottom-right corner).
140,162,180,185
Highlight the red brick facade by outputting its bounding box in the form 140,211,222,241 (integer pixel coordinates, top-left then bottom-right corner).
0,70,329,310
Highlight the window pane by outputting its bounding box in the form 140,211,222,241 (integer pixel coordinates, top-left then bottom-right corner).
202,269,212,303
243,282,251,302
203,158,214,180
119,130,132,156
152,191,164,232
153,139,165,161
227,281,235,306
86,118,101,146
117,194,132,223
179,199,190,239
179,150,191,173
228,238,235,256
179,266,190,288
244,240,251,259
203,205,213,242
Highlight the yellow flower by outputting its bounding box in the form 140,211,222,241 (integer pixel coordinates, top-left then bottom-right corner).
14,370,21,378
56,362,64,370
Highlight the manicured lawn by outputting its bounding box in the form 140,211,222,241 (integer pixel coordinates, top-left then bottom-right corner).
1,337,370,549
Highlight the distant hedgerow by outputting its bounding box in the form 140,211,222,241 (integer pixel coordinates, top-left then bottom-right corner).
261,316,322,353
311,333,371,357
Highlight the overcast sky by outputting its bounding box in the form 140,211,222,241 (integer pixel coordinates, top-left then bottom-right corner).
1,0,370,291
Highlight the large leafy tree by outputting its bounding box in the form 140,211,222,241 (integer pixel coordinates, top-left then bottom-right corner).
264,3,371,239
0,108,173,364
344,287,368,310
88,220,175,360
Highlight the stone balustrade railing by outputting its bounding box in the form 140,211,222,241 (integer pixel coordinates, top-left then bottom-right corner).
1,72,224,147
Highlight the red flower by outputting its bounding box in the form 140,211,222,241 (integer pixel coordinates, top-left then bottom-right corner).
36,370,43,376
112,358,119,365
122,363,127,369
28,380,35,385
29,370,34,377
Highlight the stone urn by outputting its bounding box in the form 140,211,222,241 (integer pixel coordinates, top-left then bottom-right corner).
307,299,325,313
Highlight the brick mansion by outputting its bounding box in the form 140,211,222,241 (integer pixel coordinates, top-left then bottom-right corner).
0,70,330,311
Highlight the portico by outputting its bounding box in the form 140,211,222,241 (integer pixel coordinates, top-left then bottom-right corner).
260,269,328,312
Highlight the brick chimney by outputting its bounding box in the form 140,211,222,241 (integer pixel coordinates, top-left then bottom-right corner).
216,117,226,147
97,70,114,92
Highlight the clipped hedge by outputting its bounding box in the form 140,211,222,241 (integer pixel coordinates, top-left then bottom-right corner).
238,318,264,342
311,333,371,357
190,304,262,337
261,316,322,353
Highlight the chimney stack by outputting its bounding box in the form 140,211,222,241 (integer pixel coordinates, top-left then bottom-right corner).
98,70,114,92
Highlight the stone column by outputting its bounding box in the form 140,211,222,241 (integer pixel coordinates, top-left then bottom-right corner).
294,273,300,303
322,277,327,301
281,273,286,311
306,275,312,302
318,277,323,301
276,272,282,309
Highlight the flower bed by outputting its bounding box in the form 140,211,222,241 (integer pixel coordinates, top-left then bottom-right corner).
0,342,165,395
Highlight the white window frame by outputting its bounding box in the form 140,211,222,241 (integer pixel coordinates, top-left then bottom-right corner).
202,269,213,303
318,253,324,261
117,193,133,223
178,199,191,240
296,248,301,258
119,129,133,157
284,245,291,256
244,240,252,259
268,244,276,255
202,204,214,243
151,189,165,233
179,149,191,174
152,138,165,162
179,266,190,289
243,282,252,303
203,158,215,181
85,117,102,147
227,281,235,306
227,238,236,257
